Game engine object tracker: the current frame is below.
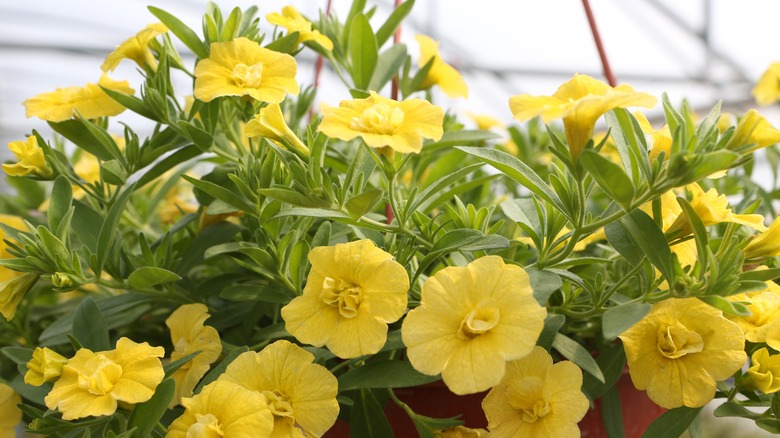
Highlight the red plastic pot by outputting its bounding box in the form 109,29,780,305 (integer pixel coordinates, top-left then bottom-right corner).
325,373,665,437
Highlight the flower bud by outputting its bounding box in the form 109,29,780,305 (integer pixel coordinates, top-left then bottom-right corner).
3,136,53,178
25,347,68,386
51,272,75,288
746,348,780,394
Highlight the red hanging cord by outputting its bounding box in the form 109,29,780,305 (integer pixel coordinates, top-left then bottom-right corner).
581,0,617,87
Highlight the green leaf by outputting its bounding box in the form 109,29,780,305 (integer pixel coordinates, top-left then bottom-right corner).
537,314,565,351
48,176,72,233
456,146,570,221
348,14,378,90
581,342,626,400
527,268,562,306
713,401,761,419
177,120,213,151
265,31,300,54
219,284,294,303
1,346,33,365
164,351,200,378
101,86,160,121
128,378,175,438
675,196,709,272
148,6,209,59
608,209,675,283
552,333,604,383
605,108,651,183
642,406,702,438
339,360,440,392
96,183,136,276
259,188,328,208
345,190,383,219
408,413,463,438
602,302,651,340
600,384,625,438
128,267,181,289
425,130,501,153
71,200,103,253
580,149,635,210
194,346,249,395
368,44,407,91
274,207,351,220
375,0,415,47
182,174,254,213
48,119,116,161
72,297,110,351
739,267,780,282
350,389,393,438
407,163,483,214
177,221,243,274
698,295,751,317
757,418,780,434
135,145,202,190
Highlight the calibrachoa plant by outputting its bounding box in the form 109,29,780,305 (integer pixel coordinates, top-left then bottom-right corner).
2,1,780,437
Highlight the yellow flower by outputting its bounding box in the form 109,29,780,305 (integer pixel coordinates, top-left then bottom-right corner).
0,271,39,321
282,239,409,358
402,256,547,395
467,112,502,131
44,337,165,420
166,379,274,438
435,426,488,437
509,74,656,161
728,289,780,343
318,91,444,154
415,34,468,99
245,103,310,156
219,340,339,437
482,346,588,438
24,74,134,122
0,214,28,259
665,183,767,237
25,347,68,386
747,348,780,394
745,217,780,259
166,303,222,407
266,6,333,51
619,298,747,408
726,109,780,153
634,111,672,161
194,37,299,103
0,383,22,436
753,62,780,106
3,136,52,178
101,23,168,72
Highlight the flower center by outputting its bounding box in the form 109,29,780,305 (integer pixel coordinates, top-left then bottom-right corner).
320,277,363,319
232,63,264,88
186,413,224,438
350,103,405,135
506,376,550,423
458,300,500,339
262,390,295,418
657,324,704,359
77,354,123,396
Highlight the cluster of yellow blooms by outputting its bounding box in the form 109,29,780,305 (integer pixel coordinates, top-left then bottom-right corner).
4,3,780,437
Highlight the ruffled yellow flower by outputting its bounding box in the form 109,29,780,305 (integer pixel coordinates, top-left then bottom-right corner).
415,34,468,98
634,111,672,161
25,347,68,386
745,217,780,259
166,303,222,407
194,37,299,103
101,23,168,72
266,6,333,51
219,340,339,437
402,256,547,395
753,62,780,106
728,289,780,343
4,136,52,178
245,103,310,156
726,109,780,153
0,271,39,321
0,383,22,436
318,91,444,154
435,426,488,437
282,239,409,358
747,348,780,394
44,337,165,420
619,298,747,408
509,74,656,161
167,379,274,438
665,183,767,237
482,346,588,438
24,74,134,122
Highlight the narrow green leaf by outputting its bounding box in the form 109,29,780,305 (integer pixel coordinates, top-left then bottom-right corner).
100,159,127,185
426,130,501,153
407,163,482,214
368,44,407,91
527,268,562,306
273,207,351,220
48,176,72,234
48,119,114,161
739,268,780,282
339,361,440,392
177,120,213,151
642,406,702,438
164,351,200,378
375,0,415,47
581,342,626,400
101,87,160,121
135,145,202,190
757,418,780,434
182,175,254,213
611,209,675,283
580,149,635,210
602,302,651,340
72,297,110,351
537,314,565,351
265,31,300,54
698,295,751,317
350,389,393,438
1,347,33,365
127,267,181,289
177,222,242,274
675,197,709,272
345,189,383,219
713,401,762,419
552,333,604,383
148,6,209,59
128,378,175,438
96,184,136,275
600,384,625,438
349,14,378,90
71,200,102,252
